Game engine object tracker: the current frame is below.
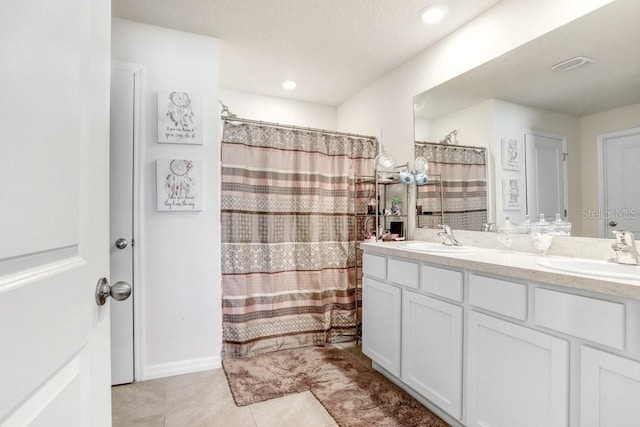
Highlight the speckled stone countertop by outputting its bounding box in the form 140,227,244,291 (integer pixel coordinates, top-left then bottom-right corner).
360,240,640,300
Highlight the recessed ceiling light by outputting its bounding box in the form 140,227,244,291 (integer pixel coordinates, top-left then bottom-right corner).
420,4,449,24
282,80,297,90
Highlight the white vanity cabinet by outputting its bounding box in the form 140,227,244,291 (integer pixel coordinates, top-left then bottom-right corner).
363,255,464,422
361,246,640,427
581,346,640,427
466,311,569,427
362,276,401,376
402,290,463,419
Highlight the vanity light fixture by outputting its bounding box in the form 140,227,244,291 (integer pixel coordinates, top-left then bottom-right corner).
419,4,449,24
550,56,594,72
282,80,297,90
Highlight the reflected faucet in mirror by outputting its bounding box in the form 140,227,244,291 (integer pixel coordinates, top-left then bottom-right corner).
482,223,496,232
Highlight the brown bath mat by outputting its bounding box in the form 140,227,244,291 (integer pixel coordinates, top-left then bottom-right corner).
222,345,371,406
222,345,449,426
311,370,449,427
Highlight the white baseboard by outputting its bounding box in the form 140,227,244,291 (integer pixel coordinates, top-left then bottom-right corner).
142,355,222,381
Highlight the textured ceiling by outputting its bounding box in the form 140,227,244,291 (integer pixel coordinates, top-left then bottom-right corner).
112,0,502,105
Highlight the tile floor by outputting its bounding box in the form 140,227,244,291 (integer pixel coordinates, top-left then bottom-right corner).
112,342,371,427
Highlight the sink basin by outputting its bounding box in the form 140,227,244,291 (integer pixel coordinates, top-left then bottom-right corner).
397,242,475,253
536,257,640,281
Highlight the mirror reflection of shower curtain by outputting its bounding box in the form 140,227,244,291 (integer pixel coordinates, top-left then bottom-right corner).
415,143,488,231
221,121,376,358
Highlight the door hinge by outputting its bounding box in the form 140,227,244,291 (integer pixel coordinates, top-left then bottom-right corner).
562,152,568,161
564,209,567,217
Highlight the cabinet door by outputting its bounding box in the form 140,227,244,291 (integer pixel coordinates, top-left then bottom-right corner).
402,291,463,419
467,311,568,427
362,277,401,376
581,346,640,427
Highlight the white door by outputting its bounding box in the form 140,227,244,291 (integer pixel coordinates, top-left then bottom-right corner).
362,277,401,377
524,131,568,219
110,64,140,385
0,0,112,425
401,291,462,419
581,346,640,427
598,127,640,237
466,311,568,427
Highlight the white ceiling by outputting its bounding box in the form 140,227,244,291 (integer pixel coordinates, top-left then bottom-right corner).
414,0,640,119
112,0,502,105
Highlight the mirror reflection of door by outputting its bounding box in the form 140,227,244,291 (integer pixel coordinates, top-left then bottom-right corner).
524,131,568,220
599,127,640,238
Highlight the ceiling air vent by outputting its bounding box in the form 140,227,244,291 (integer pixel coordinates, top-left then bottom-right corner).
550,56,594,72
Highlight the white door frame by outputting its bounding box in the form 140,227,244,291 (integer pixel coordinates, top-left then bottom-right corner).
597,126,640,237
523,129,569,218
111,60,145,382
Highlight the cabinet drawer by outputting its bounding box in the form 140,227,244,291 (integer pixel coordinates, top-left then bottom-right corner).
535,288,625,349
363,253,386,280
388,258,419,289
469,274,527,320
421,264,463,302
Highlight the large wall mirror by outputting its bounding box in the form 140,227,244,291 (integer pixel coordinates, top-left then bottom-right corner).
414,0,640,238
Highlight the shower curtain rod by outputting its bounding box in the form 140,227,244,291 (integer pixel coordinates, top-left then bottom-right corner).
415,141,487,153
220,114,377,141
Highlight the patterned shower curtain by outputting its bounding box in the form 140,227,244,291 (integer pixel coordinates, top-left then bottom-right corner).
221,121,377,358
415,143,487,231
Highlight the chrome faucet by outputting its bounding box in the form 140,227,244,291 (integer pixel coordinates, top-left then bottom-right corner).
609,230,640,265
438,224,463,246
